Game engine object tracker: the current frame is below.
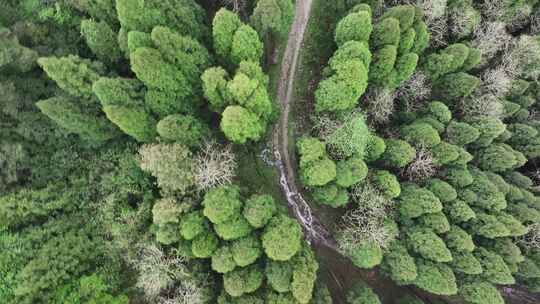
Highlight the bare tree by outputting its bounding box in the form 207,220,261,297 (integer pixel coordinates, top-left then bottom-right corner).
194,140,236,191
471,22,512,65
396,71,432,112
159,278,210,304
462,93,505,119
518,223,540,250
364,88,396,126
404,147,436,182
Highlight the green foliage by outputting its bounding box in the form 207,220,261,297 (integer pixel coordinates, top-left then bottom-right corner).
139,143,194,194
315,59,368,112
431,142,460,166
52,274,128,304
250,0,294,40
413,260,458,295
335,10,372,46
445,199,476,222
80,19,120,64
369,45,397,85
365,135,386,162
381,5,416,31
243,194,277,228
382,139,416,168
156,114,208,147
214,213,253,241
36,96,118,144
326,112,371,158
469,117,506,147
346,284,381,304
475,248,515,285
477,144,525,172
434,72,480,100
408,228,452,262
297,137,337,187
223,264,264,297
290,244,319,303
371,170,401,198
266,260,293,293
231,234,262,267
231,25,264,65
329,40,372,69
38,55,104,99
191,231,219,258
180,211,207,240
371,18,400,48
398,184,442,219
427,179,457,203
400,122,441,148
459,281,504,304
451,251,483,275
212,245,236,273
419,212,450,234
347,241,383,269
201,67,232,112
336,157,368,188
445,225,474,252
382,241,417,284
262,214,303,261
0,28,38,72
213,8,243,62
445,120,480,146
221,106,264,144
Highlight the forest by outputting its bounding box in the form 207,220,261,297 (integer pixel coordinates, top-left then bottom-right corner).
1,0,540,304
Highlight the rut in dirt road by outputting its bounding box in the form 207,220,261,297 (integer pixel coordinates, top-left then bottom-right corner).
271,0,336,248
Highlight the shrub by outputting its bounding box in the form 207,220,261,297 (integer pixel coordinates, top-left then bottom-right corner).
262,214,303,261
231,234,262,267
243,194,277,228
335,11,372,46
468,168,507,211
459,281,504,304
223,264,264,297
335,157,368,188
445,225,474,252
408,228,452,263
389,53,419,88
445,120,480,146
398,184,442,219
426,178,457,203
371,170,401,198
400,122,441,148
451,251,483,275
202,185,243,224
413,260,458,295
382,139,416,168
211,246,236,273
419,212,450,234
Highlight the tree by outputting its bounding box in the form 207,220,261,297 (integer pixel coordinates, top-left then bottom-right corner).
250,0,294,40
0,27,38,72
36,96,119,144
180,211,207,240
371,170,401,199
431,142,460,166
346,284,381,304
93,77,157,142
382,241,417,284
398,184,442,219
262,214,303,261
212,245,236,274
446,225,475,252
243,194,277,228
445,121,480,146
426,179,457,203
139,143,195,195
231,234,262,267
459,281,504,304
212,8,243,62
407,228,452,263
419,212,450,234
220,106,264,144
434,72,480,100
156,114,209,147
223,264,264,297
193,140,237,191
202,185,243,224
451,251,483,275
382,139,416,168
38,55,104,99
400,122,441,148
300,157,337,187
291,245,319,303
266,260,293,293
231,25,264,65
336,157,368,188
191,232,219,258
475,248,515,285
80,19,121,64
335,10,372,46
413,260,458,295
201,67,232,111
326,112,371,158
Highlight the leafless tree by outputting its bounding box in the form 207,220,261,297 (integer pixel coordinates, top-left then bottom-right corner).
221,0,245,13
338,183,396,252
194,140,236,191
131,244,189,300
462,93,505,119
472,22,512,65
447,6,479,40
404,147,436,182
364,88,396,126
159,278,210,304
518,223,540,250
396,71,432,111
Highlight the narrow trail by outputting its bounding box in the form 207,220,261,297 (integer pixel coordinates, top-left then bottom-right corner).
272,0,336,248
